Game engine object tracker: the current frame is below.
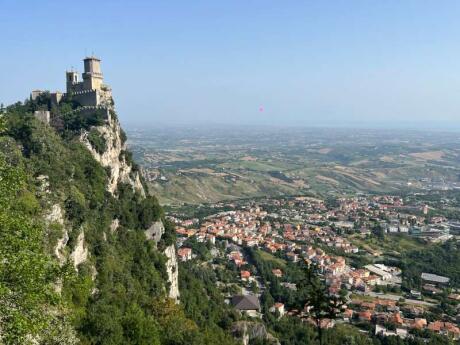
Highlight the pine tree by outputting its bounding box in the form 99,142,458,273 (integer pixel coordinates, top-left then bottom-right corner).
298,264,345,345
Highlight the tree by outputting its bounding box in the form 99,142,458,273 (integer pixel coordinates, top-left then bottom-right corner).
325,196,340,209
372,224,385,240
297,264,345,345
0,154,75,344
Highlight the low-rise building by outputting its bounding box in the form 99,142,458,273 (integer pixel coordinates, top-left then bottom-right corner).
240,270,251,281
270,302,285,317
177,247,192,262
232,295,261,318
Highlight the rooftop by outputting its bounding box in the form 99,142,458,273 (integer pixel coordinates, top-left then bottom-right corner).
84,56,101,61
231,295,260,311
421,273,450,284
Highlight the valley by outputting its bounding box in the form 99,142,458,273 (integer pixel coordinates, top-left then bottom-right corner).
128,126,460,205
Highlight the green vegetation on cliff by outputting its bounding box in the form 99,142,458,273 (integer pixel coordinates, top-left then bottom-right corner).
0,98,238,345
0,121,76,344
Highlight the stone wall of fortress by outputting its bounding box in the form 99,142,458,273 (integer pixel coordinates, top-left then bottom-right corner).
70,89,99,107
68,89,112,108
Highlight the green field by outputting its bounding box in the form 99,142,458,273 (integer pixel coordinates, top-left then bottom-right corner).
350,234,427,258
128,127,460,205
257,250,287,268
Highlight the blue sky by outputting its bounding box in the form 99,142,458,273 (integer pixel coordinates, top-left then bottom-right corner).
1,0,460,128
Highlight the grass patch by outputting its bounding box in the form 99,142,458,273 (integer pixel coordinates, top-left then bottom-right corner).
350,294,376,302
257,250,287,268
349,234,426,258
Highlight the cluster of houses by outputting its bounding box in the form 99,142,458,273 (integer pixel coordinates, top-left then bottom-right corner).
169,194,459,340
228,292,460,340
265,195,453,243
173,203,403,294
349,298,460,340
173,195,454,261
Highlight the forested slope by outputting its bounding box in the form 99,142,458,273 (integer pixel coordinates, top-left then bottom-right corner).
0,96,237,345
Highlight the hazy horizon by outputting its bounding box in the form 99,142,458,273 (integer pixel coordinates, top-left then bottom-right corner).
122,119,460,132
2,1,460,129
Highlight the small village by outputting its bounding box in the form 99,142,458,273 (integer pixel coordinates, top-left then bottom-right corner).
169,195,460,341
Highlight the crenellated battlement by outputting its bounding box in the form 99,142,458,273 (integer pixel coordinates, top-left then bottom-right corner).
61,104,109,117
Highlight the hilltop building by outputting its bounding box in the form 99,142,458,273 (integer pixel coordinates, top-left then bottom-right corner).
31,56,113,109
65,56,112,107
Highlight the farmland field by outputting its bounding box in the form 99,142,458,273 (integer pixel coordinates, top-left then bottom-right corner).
127,126,460,205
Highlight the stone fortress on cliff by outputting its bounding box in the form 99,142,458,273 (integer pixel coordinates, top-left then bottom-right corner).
31,56,113,122
64,56,113,108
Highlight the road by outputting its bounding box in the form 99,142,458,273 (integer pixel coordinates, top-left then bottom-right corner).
356,291,435,307
230,244,266,296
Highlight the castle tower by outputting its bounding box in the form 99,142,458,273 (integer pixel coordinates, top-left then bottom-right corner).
61,56,112,107
66,71,79,93
82,56,104,90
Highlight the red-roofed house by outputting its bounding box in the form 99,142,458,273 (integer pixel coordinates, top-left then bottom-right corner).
270,302,285,317
272,269,283,278
240,270,251,281
177,247,192,262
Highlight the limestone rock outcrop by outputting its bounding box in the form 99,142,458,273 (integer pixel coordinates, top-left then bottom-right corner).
46,204,68,265
145,221,180,301
70,231,88,268
232,321,280,345
80,110,145,197
164,244,180,301
145,221,165,244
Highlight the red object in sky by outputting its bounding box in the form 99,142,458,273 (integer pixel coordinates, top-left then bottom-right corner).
259,106,264,112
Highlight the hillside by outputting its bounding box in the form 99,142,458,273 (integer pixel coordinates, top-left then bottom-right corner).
0,91,239,344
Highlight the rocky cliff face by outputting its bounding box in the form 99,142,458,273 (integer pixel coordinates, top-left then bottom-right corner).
164,244,180,301
50,109,150,273
145,221,165,243
45,204,68,265
79,109,180,300
80,109,145,197
232,321,279,345
70,231,88,268
145,221,180,301
46,202,89,270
